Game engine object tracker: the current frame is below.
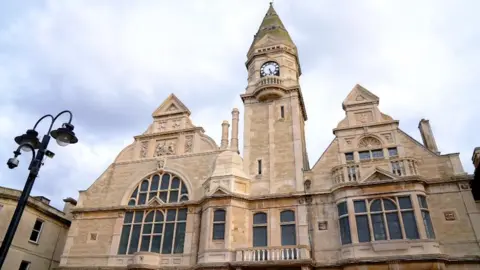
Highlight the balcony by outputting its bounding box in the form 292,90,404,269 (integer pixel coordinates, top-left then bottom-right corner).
332,157,420,184
235,246,310,262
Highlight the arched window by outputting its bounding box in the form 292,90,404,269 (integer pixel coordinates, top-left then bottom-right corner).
280,210,296,246
253,212,267,247
353,196,419,242
212,209,226,240
128,172,189,206
357,136,384,160
118,172,190,255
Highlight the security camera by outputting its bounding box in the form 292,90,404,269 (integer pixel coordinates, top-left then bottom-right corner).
7,157,19,169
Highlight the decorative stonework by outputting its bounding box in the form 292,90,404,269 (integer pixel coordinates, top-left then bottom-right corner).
345,137,354,146
172,119,181,129
459,183,470,190
154,139,177,156
185,135,194,153
167,104,177,112
355,111,373,124
358,136,382,149
140,141,149,158
444,211,456,221
157,157,167,170
355,95,366,101
318,221,328,230
382,133,393,143
158,121,167,132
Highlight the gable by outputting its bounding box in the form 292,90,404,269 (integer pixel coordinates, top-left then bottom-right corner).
342,84,379,109
152,93,191,118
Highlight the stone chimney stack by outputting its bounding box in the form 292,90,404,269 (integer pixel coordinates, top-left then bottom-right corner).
418,119,440,154
63,197,77,220
473,147,480,169
230,108,240,153
220,120,230,149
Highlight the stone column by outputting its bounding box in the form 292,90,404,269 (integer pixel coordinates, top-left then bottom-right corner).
221,120,229,149
230,108,240,153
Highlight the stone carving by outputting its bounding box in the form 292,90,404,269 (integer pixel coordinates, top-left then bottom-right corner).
460,183,470,190
345,137,354,146
382,133,393,143
185,135,194,153
355,95,366,101
140,141,148,158
355,111,373,124
358,136,382,149
318,221,328,230
444,211,456,221
157,157,166,170
154,140,177,156
167,104,177,112
172,119,181,129
158,121,167,132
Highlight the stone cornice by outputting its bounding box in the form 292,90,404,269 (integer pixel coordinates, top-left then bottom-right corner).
333,120,400,134
0,188,71,226
112,150,222,167
72,174,473,214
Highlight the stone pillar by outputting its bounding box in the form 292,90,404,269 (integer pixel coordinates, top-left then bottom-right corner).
221,120,229,149
418,119,440,154
231,108,240,153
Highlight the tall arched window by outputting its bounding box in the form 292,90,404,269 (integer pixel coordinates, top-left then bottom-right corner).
128,172,189,206
280,210,296,246
253,212,267,247
118,172,189,255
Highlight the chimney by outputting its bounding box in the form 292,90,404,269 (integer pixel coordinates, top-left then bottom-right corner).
220,120,230,149
230,108,240,153
63,197,78,219
473,147,480,169
418,119,440,154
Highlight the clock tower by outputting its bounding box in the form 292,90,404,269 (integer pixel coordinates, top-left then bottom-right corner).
242,3,309,194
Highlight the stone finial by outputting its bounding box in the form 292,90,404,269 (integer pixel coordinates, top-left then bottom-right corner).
418,119,440,154
472,147,480,168
221,120,230,149
231,108,240,153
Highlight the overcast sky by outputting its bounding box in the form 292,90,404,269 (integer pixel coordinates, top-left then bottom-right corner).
0,0,478,210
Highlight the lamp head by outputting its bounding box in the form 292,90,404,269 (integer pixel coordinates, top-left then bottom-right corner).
50,123,78,147
14,129,40,151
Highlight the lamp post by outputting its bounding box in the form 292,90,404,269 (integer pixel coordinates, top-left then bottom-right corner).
0,110,78,268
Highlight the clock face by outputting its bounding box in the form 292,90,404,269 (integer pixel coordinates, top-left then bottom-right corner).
260,61,280,77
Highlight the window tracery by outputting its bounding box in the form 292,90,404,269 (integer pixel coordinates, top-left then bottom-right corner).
128,172,189,206
358,136,382,149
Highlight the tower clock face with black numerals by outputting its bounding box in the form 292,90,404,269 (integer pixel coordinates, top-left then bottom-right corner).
260,61,280,77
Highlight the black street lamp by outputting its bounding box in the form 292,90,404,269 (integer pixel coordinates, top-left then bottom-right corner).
0,110,78,268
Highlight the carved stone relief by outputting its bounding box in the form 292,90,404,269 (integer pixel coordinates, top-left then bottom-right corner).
184,135,194,153
157,157,167,170
318,221,328,230
381,133,393,143
167,104,178,112
158,121,167,132
140,141,149,158
344,137,354,146
444,211,456,221
355,95,366,101
355,111,373,124
154,139,177,157
172,119,181,129
358,136,382,149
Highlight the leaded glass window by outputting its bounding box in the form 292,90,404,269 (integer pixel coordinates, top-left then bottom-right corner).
337,201,351,245
213,209,226,240
128,172,189,206
118,209,187,255
418,195,435,239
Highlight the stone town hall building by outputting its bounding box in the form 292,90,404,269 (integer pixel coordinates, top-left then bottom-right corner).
58,4,480,270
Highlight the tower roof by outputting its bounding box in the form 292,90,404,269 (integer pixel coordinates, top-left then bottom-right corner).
248,2,295,54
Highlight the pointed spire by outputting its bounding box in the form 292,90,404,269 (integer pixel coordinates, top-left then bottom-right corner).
248,2,295,54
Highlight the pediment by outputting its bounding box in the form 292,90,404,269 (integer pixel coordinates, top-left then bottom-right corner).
363,168,396,182
147,197,164,206
343,84,379,109
152,93,191,118
210,186,231,196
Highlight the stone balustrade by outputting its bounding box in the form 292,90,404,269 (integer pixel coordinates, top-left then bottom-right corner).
332,157,420,184
256,76,283,87
235,246,309,262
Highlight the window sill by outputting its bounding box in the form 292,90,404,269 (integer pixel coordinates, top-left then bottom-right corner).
28,240,39,245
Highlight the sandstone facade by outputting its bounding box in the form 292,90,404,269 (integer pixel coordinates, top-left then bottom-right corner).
57,3,480,270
